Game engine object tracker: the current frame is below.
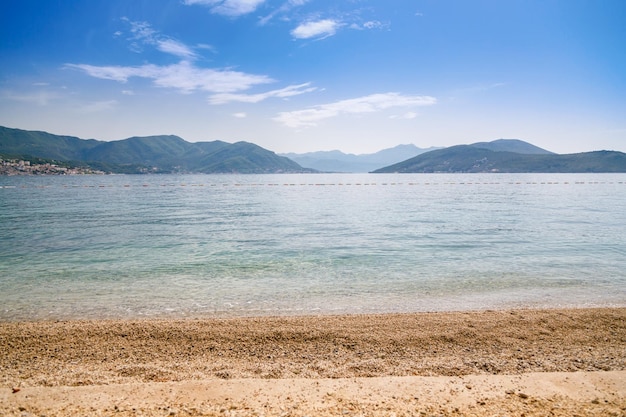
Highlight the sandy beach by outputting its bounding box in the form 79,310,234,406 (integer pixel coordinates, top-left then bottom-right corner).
1,308,625,416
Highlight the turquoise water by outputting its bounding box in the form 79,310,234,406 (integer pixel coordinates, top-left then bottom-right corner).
1,173,625,320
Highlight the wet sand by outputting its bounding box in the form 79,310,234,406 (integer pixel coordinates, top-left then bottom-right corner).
1,307,625,416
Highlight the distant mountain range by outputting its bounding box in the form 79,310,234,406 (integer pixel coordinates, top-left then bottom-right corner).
374,139,626,173
2,126,624,174
0,126,310,174
280,144,441,173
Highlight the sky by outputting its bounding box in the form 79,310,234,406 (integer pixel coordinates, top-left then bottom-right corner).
1,1,625,154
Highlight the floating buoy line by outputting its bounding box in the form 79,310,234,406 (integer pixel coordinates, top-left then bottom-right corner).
1,181,624,189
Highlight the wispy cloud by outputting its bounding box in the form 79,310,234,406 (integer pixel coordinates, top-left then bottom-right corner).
121,18,202,59
69,19,316,104
291,16,387,41
259,0,309,25
349,20,388,31
65,64,134,83
363,20,384,29
196,43,217,53
183,0,266,17
460,82,506,94
126,19,157,41
208,82,316,104
123,19,157,53
291,19,340,39
66,61,274,94
447,82,506,102
157,39,197,59
79,100,118,113
232,112,247,118
273,93,436,128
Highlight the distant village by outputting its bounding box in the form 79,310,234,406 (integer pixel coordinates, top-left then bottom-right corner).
0,157,104,175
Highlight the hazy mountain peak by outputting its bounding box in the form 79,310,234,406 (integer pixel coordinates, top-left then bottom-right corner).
280,144,441,172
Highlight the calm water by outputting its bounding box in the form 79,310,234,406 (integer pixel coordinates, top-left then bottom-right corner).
1,173,625,321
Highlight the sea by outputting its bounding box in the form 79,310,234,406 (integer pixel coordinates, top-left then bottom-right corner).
1,173,625,321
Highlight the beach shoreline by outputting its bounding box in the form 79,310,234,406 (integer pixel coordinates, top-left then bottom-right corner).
2,307,625,416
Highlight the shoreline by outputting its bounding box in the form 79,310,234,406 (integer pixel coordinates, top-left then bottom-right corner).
2,307,625,416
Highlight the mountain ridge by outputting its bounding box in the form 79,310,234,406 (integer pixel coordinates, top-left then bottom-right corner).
469,139,555,155
280,144,441,172
374,140,626,173
0,126,310,174
2,127,624,174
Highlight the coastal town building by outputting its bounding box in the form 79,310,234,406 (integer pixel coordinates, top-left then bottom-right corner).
0,157,104,175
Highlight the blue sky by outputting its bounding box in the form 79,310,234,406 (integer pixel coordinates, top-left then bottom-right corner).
1,0,625,154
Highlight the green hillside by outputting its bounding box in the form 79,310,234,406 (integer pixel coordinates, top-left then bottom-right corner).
195,142,304,173
0,126,310,174
81,135,192,166
469,139,554,154
0,126,100,160
374,141,626,173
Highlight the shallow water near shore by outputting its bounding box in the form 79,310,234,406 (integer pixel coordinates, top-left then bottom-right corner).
1,173,625,320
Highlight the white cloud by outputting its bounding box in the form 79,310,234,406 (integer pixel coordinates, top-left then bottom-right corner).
68,60,314,105
196,43,217,53
125,19,157,43
65,64,137,83
363,21,383,29
183,0,266,16
120,19,199,59
273,93,436,128
291,19,340,39
233,112,247,118
157,39,197,59
258,0,309,25
208,82,316,104
68,18,314,104
350,20,386,30
66,61,274,94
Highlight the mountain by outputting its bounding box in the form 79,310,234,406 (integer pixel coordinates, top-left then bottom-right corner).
81,135,195,166
469,139,554,154
374,140,626,173
0,126,310,174
280,144,440,172
6,128,622,174
0,126,101,160
192,141,305,173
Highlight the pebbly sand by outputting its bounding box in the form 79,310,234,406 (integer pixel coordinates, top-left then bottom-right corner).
1,307,625,416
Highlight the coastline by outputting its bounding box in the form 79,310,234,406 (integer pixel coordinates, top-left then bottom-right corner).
2,307,625,416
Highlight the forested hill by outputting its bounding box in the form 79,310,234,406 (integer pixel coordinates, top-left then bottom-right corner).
0,126,311,174
374,140,626,173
